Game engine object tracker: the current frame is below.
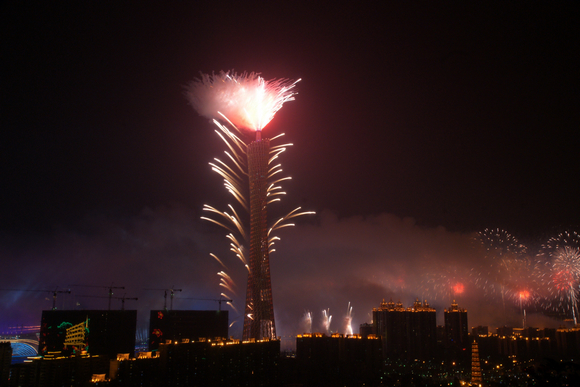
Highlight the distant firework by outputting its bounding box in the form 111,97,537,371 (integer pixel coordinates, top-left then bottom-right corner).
502,257,538,308
537,231,580,324
473,228,528,308
377,263,408,294
344,302,353,336
322,309,332,334
452,282,465,296
301,311,313,334
187,70,313,340
420,265,469,303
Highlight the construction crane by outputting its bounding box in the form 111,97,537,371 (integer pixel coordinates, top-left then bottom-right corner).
144,287,182,311
179,297,233,311
69,284,125,310
49,289,71,310
77,294,138,311
0,287,71,310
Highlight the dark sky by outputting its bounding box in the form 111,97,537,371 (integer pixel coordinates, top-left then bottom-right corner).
1,2,578,341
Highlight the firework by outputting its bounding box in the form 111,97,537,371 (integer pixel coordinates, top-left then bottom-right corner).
301,311,312,334
187,70,313,340
537,231,580,324
344,302,353,336
217,271,236,296
322,309,332,334
420,264,471,303
376,263,408,295
186,70,300,132
473,228,528,308
502,257,538,308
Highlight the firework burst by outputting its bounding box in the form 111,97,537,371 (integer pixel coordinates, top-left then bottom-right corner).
186,70,300,132
473,228,528,308
420,265,470,303
502,257,538,307
537,231,580,324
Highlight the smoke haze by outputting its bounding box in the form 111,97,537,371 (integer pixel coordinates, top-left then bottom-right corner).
1,206,562,339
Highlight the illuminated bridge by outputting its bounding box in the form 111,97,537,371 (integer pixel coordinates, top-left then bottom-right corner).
2,338,39,357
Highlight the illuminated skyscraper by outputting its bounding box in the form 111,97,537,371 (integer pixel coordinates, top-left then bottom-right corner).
243,136,276,341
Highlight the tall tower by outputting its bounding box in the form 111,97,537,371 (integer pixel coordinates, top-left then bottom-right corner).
471,340,482,385
187,71,306,343
243,134,276,341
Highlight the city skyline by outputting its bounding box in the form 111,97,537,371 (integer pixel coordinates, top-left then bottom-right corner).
1,3,578,337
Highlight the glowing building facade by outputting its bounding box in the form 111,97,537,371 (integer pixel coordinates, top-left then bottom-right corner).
243,137,276,341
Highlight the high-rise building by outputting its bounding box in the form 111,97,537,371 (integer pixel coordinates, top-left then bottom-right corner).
372,298,437,360
444,300,469,364
555,326,580,359
359,322,374,338
296,333,382,385
0,342,11,385
157,337,281,386
373,299,406,358
407,299,437,360
243,135,276,341
8,353,109,387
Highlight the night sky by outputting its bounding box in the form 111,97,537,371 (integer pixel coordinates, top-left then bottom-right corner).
1,2,578,341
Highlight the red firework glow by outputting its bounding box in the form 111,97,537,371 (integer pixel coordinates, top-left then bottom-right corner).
518,290,530,300
537,233,580,324
552,269,576,292
452,283,464,295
